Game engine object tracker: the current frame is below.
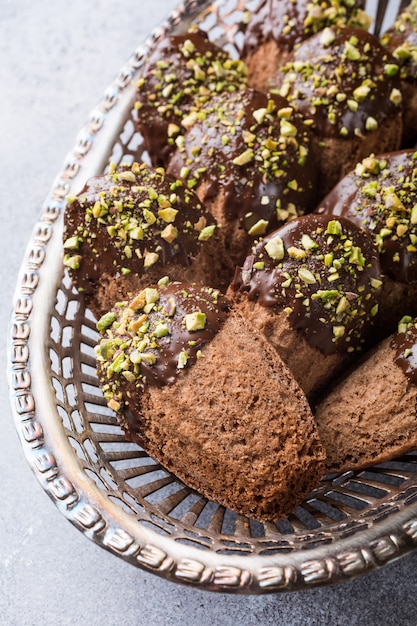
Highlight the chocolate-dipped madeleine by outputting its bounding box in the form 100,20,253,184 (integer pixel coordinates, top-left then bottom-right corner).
315,315,417,473
95,281,326,521
63,162,233,318
135,28,248,167
318,150,417,333
269,26,403,196
229,213,382,399
167,88,318,265
381,0,417,147
242,0,370,91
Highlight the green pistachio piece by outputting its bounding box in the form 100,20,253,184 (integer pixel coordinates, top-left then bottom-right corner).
232,149,254,166
198,224,216,241
265,235,285,261
97,312,116,331
177,349,189,369
184,311,207,331
298,267,317,284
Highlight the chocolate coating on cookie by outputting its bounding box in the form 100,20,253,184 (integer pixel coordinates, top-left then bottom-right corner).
135,29,247,166
242,0,369,56
381,0,417,84
271,27,402,139
318,150,417,283
167,88,318,236
391,316,417,386
95,281,230,411
63,162,218,295
232,214,382,354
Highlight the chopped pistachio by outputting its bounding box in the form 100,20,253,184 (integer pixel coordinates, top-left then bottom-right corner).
365,117,378,132
143,209,157,225
63,236,81,250
353,84,371,102
63,254,82,270
117,170,137,183
344,41,361,61
370,277,382,289
184,311,207,331
280,119,297,137
143,251,159,267
301,234,318,250
252,107,268,124
288,246,307,260
232,148,254,166
97,312,116,331
320,27,336,47
198,224,216,240
311,289,339,302
298,267,317,284
265,235,285,260
390,88,402,106
160,224,178,243
154,323,170,338
248,219,269,236
398,315,413,334
158,207,178,222
108,398,121,412
326,220,343,235
177,349,189,369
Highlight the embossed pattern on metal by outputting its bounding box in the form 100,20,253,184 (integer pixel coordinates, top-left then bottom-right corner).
8,0,417,593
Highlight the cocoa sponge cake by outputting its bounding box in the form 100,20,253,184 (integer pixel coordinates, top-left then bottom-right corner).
95,280,326,521
269,26,403,196
315,316,417,473
318,150,417,331
230,213,382,399
242,0,370,91
167,88,318,264
135,28,248,167
63,161,233,318
381,0,417,147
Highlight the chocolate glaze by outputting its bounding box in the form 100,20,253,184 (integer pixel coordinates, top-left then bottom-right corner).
242,0,367,56
135,29,247,167
63,162,217,295
270,27,402,139
232,213,382,354
95,281,230,437
382,2,417,84
318,150,417,283
391,318,417,386
167,88,318,235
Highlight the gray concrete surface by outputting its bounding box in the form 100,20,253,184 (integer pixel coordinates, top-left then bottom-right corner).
2,1,417,624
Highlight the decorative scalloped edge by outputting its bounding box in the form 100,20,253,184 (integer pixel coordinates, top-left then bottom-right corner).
8,0,417,593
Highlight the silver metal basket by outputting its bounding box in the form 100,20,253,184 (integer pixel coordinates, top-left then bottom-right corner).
8,0,417,593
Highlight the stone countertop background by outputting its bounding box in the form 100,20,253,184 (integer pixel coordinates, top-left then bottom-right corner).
1,1,417,624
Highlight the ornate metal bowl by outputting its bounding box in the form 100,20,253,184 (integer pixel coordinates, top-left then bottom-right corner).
8,0,417,593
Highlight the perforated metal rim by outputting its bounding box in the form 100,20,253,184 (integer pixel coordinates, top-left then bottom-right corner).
8,0,417,593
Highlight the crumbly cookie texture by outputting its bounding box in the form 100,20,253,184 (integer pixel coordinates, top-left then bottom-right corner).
95,280,326,521
315,316,417,473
